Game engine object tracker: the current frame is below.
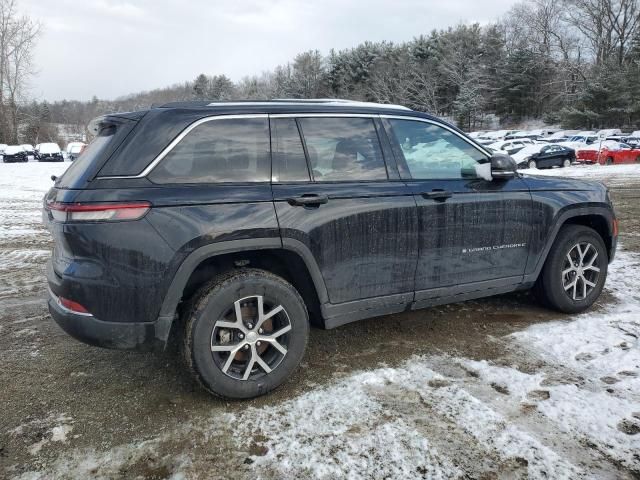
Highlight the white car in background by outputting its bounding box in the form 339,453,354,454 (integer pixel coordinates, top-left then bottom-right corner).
559,133,599,151
487,138,535,155
66,142,86,161
20,144,36,161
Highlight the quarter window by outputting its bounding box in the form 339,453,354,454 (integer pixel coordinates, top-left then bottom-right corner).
387,119,489,179
149,118,270,183
298,117,387,181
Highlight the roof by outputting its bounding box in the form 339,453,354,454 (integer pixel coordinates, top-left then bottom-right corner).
155,98,413,112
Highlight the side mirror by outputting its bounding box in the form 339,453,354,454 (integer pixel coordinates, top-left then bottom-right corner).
490,153,517,179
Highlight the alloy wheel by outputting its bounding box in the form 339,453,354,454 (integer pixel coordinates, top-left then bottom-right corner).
562,242,601,301
210,295,291,380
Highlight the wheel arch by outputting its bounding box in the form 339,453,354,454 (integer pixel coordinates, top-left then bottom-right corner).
526,206,616,284
157,239,328,344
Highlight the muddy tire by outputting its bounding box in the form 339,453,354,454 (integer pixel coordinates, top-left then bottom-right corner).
182,268,309,399
535,225,608,314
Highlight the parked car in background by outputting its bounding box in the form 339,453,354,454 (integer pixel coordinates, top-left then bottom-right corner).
488,138,535,155
518,144,575,169
597,129,622,138
36,143,64,162
67,143,86,161
2,145,28,163
21,144,36,161
591,143,640,165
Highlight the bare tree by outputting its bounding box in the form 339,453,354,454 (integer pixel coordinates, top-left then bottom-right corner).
0,0,38,143
566,0,640,65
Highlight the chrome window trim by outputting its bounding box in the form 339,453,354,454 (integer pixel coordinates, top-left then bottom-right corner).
96,112,486,180
380,114,492,158
97,114,268,180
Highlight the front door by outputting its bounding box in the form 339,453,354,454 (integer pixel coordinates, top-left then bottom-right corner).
382,117,533,301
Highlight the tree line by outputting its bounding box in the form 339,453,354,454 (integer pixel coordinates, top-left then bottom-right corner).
8,0,640,145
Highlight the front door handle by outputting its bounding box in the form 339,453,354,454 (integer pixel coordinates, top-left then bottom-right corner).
286,194,329,207
422,190,453,201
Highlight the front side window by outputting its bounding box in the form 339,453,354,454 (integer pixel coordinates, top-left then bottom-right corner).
386,119,488,179
149,117,270,183
298,117,387,181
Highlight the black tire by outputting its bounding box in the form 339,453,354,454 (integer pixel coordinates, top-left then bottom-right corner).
606,157,613,165
183,268,309,399
535,225,608,314
528,159,537,169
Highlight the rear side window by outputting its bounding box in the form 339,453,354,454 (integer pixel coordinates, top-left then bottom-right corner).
149,118,270,184
271,118,310,182
298,117,387,181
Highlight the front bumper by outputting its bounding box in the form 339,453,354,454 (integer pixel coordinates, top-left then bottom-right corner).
46,261,172,351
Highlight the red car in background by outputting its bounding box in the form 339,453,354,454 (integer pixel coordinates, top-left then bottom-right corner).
576,143,640,165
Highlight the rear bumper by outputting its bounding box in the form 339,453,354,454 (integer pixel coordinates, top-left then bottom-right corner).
46,261,173,351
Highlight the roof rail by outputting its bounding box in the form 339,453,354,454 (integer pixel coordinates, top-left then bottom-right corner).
270,98,412,110
157,99,412,110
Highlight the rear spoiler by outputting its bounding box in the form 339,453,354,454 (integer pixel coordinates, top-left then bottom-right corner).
87,111,148,135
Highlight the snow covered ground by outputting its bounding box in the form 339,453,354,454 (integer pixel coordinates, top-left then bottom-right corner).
2,161,640,479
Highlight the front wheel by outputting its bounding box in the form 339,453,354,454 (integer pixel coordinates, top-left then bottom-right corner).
528,159,537,169
535,225,608,314
183,268,309,399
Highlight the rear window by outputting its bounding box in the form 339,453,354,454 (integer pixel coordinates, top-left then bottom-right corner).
149,118,270,184
56,126,116,188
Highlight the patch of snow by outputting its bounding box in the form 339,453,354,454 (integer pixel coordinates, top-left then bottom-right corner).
521,162,640,180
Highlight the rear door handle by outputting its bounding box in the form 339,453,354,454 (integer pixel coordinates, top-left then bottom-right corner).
286,194,329,207
421,190,453,201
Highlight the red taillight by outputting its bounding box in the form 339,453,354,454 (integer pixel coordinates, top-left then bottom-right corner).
47,202,151,222
59,296,90,314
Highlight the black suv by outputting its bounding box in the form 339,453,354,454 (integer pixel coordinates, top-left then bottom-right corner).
43,100,617,398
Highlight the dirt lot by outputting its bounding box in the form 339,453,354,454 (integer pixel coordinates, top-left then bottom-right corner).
1,163,639,479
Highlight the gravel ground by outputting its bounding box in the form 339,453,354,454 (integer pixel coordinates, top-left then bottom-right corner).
1,162,639,479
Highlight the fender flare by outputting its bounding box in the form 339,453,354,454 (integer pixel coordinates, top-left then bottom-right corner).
156,238,328,336
524,205,615,283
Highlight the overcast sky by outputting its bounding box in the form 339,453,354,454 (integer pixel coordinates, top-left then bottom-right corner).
22,0,518,101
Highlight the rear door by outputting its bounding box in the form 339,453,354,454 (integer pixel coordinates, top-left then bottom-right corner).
381,116,533,302
271,115,418,309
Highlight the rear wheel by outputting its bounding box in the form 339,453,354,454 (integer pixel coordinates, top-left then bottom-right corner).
183,268,309,399
528,159,537,169
535,225,607,314
562,158,571,168
606,157,614,165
